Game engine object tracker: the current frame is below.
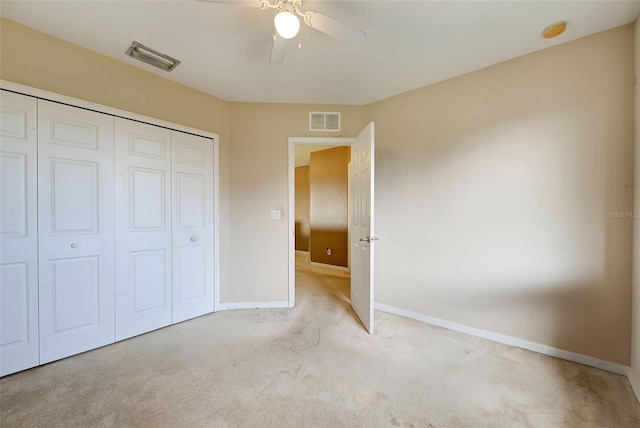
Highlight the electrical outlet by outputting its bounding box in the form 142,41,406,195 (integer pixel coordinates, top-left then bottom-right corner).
326,247,332,256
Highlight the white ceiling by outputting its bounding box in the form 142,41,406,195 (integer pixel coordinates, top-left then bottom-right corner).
2,1,639,105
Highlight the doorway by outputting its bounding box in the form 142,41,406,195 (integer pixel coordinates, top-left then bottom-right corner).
287,137,354,307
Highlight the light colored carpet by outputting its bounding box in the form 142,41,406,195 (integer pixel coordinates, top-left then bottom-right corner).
1,253,639,427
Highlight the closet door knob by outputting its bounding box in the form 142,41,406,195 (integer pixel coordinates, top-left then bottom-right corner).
190,237,198,242
70,243,79,249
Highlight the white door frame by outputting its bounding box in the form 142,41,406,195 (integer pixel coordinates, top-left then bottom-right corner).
288,137,354,307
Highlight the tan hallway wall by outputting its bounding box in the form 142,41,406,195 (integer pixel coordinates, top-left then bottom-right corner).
630,17,640,395
228,103,365,303
364,25,635,365
0,18,233,301
309,146,351,267
295,166,310,252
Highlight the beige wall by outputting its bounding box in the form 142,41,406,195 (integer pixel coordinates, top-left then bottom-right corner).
631,18,640,395
228,102,364,302
364,25,635,365
0,18,234,301
295,166,311,252
309,147,351,267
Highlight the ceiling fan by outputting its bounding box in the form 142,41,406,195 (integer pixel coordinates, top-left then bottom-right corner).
198,0,366,64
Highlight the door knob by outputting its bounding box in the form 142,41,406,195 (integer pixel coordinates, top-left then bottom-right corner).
190,237,198,242
70,243,79,248
359,236,378,243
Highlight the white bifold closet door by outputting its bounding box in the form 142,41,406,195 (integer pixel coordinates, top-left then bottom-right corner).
115,118,172,341
171,131,214,323
0,91,39,376
37,100,115,364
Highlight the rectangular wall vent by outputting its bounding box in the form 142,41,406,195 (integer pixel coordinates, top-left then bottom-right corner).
309,112,341,132
126,41,181,72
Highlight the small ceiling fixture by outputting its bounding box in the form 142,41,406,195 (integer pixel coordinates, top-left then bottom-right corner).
542,22,567,39
125,41,181,72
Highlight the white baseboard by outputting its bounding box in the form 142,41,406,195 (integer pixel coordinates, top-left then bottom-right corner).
219,301,291,310
309,261,349,272
629,368,640,401
374,303,629,376
295,250,309,256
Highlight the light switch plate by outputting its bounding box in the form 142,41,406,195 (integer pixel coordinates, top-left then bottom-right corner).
271,210,281,220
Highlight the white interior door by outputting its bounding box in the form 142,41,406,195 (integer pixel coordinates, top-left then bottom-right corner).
0,91,39,376
38,100,115,363
350,122,375,334
171,131,214,323
115,118,172,340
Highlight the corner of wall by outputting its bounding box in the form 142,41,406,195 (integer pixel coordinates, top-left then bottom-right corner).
631,369,640,401
631,14,640,402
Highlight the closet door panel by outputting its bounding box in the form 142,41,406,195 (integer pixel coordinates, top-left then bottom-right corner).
176,246,205,300
172,131,214,323
50,256,99,331
1,263,29,342
0,91,39,376
38,100,115,364
115,118,171,341
50,158,98,233
1,153,28,236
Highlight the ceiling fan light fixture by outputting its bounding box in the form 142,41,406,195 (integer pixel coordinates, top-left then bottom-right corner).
274,11,300,39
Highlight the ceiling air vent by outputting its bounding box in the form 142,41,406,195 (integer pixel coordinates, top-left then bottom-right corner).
309,112,341,132
125,41,181,72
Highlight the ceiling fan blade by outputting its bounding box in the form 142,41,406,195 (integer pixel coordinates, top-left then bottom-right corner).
196,0,268,9
303,10,365,44
269,33,287,65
